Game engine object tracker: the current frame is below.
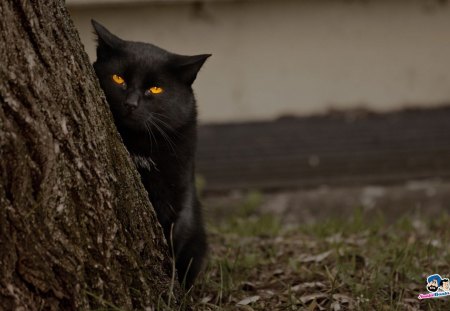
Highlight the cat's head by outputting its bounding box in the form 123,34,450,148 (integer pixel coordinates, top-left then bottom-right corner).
91,20,210,134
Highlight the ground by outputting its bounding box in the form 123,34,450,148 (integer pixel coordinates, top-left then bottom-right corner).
187,183,450,311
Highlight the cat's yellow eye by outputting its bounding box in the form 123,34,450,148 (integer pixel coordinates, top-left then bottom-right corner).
112,74,125,85
148,86,164,94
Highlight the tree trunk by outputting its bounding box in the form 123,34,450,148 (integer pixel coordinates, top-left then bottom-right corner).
0,1,183,309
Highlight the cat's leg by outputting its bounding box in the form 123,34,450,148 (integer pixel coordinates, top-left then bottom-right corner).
173,205,207,288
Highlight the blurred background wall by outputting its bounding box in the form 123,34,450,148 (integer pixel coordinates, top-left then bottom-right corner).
68,0,450,124
67,0,450,203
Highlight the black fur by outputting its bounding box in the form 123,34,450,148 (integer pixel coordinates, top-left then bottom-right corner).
91,20,210,287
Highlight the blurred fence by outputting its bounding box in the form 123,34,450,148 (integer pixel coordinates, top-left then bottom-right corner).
197,106,450,192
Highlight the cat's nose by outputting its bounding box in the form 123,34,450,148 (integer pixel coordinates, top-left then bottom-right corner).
124,100,138,110
124,93,139,110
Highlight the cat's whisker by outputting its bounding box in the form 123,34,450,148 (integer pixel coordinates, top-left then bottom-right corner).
152,117,184,146
152,117,176,135
150,112,176,125
145,115,167,145
151,111,171,121
151,114,180,137
150,114,175,137
155,124,176,155
151,118,178,157
147,124,154,153
144,120,158,152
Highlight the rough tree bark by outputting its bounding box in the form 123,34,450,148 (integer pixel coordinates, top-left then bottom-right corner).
0,1,183,309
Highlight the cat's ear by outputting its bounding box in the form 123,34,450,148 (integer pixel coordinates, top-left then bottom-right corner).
172,54,211,85
91,20,123,56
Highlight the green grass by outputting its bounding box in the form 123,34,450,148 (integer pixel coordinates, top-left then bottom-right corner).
85,189,450,310
190,202,450,310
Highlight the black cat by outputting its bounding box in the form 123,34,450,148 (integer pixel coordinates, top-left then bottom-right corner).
91,20,210,287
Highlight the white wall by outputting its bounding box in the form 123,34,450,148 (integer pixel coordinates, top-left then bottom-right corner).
68,0,450,123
